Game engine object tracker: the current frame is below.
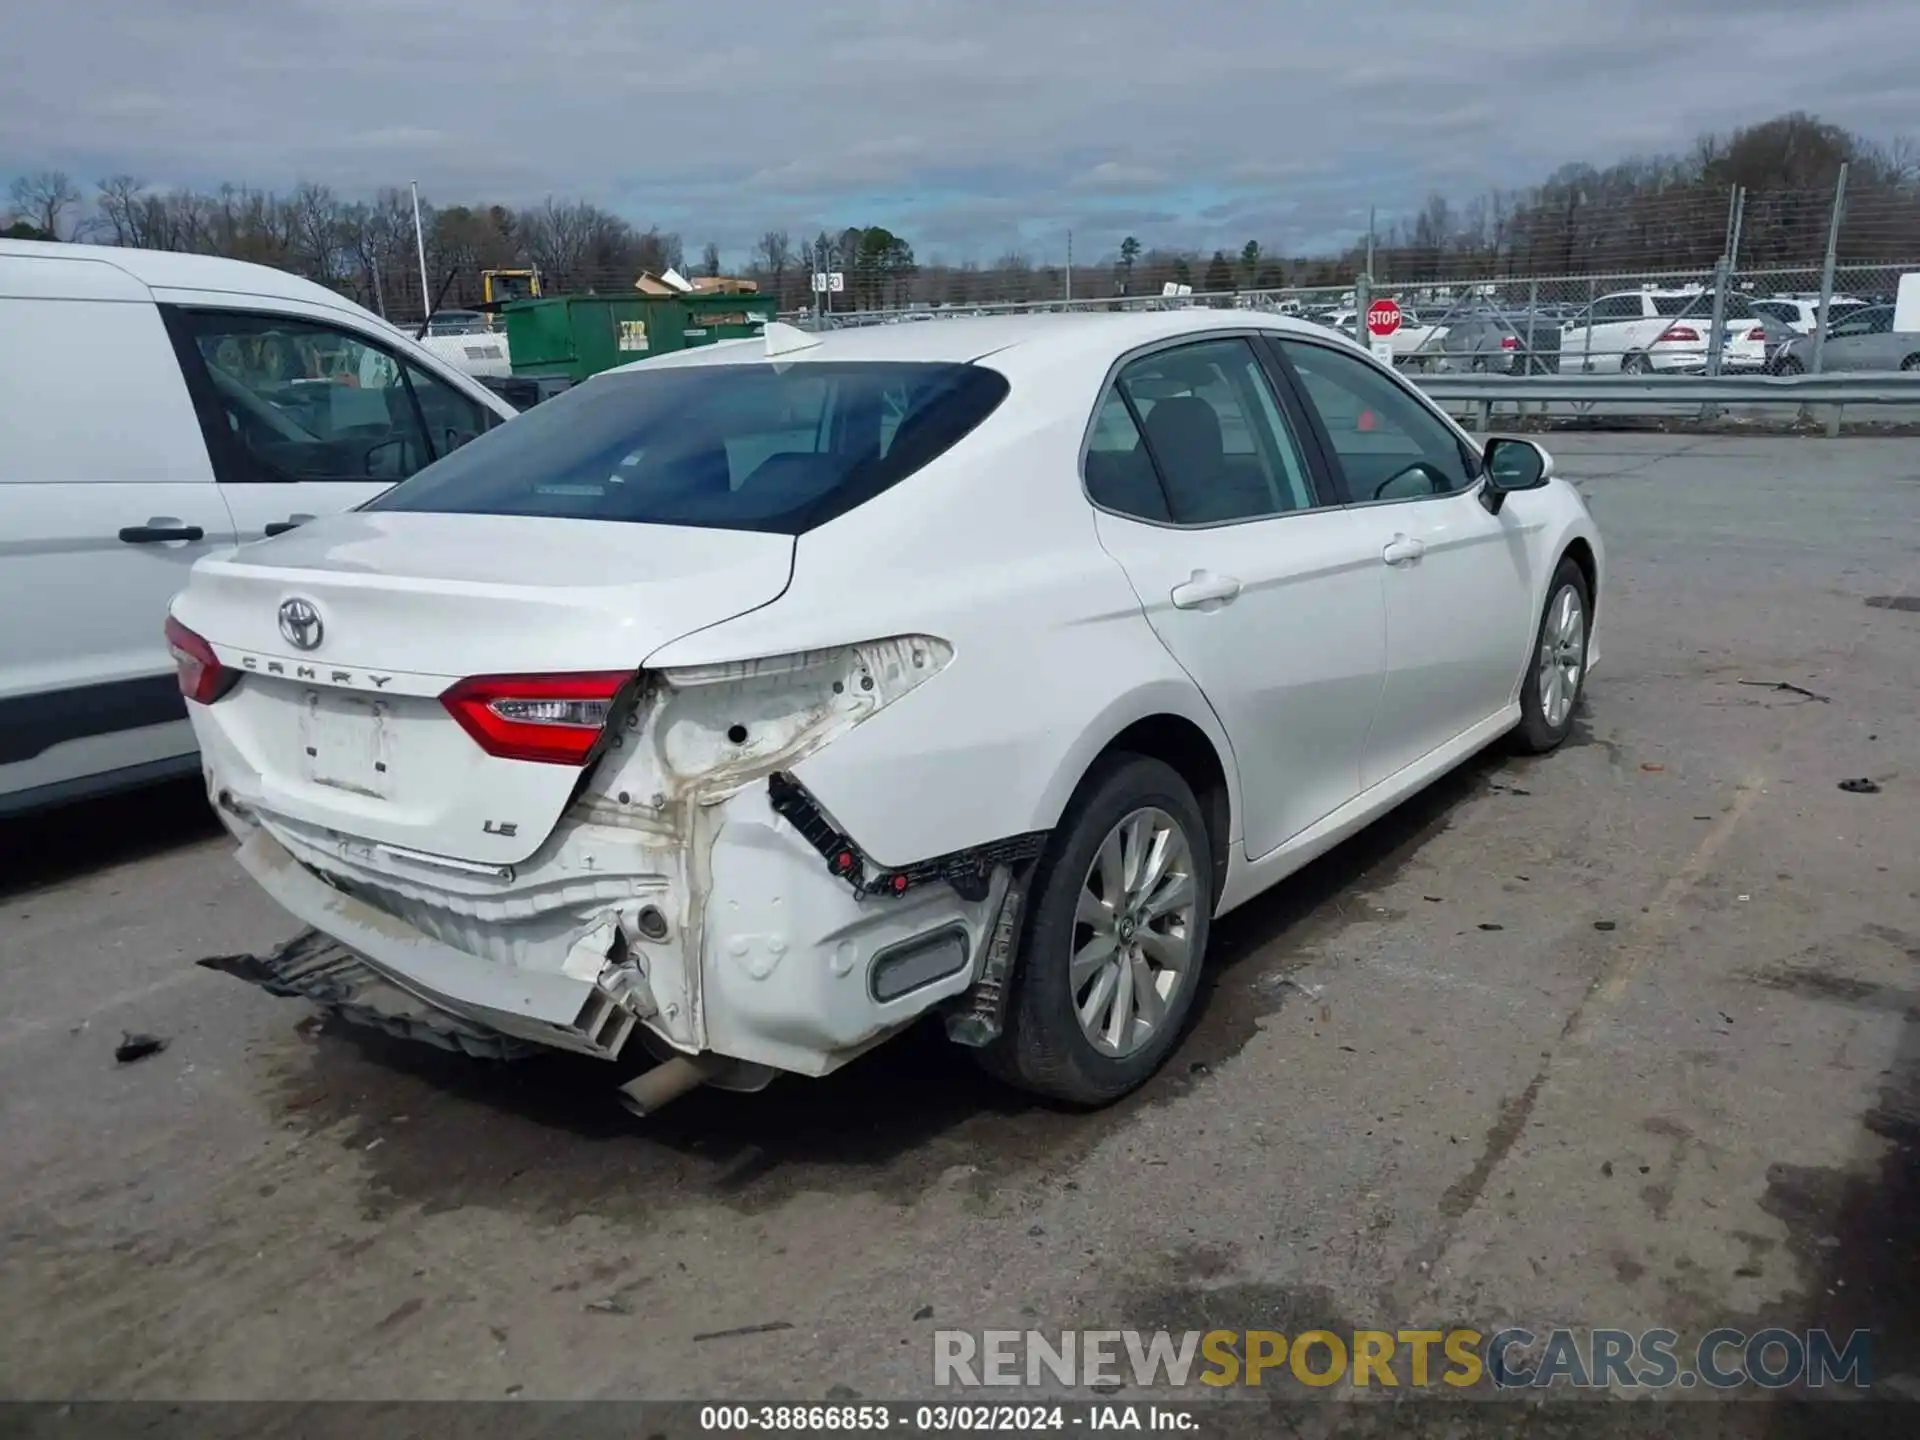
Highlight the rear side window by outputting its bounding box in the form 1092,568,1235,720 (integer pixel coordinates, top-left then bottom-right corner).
1652,293,1756,320
366,361,1009,534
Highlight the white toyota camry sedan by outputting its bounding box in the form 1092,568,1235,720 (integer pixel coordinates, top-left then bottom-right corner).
168,311,1602,1113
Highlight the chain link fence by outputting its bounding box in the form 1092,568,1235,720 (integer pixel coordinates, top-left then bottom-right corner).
789,181,1917,382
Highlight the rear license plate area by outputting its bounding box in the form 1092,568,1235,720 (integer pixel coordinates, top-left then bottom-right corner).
299,692,393,798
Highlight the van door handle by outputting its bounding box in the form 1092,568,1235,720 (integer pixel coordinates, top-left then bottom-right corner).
119,522,206,544
1170,570,1242,610
263,515,315,537
1382,535,1426,566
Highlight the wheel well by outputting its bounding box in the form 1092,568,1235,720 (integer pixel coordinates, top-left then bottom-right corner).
1560,536,1597,609
1098,715,1232,902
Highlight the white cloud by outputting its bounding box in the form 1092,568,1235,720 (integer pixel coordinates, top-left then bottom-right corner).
2,0,1913,260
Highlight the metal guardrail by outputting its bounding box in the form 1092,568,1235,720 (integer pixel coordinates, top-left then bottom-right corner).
1409,371,1920,435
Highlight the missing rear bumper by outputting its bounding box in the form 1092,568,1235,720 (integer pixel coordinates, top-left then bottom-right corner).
199,932,534,1060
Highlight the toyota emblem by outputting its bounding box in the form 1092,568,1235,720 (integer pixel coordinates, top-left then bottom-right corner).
278,598,324,651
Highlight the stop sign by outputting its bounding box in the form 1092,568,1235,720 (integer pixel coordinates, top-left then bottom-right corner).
1366,298,1402,337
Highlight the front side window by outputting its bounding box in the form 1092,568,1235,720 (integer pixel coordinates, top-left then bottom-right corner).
367,361,1009,534
1590,295,1643,322
1277,339,1476,503
407,363,497,459
166,309,438,483
1109,338,1317,525
1831,306,1892,337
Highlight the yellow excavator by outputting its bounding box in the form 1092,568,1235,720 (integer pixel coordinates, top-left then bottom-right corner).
481,268,541,307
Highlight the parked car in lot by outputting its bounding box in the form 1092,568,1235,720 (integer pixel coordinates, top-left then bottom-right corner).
1558,287,1774,374
1771,304,1920,373
1315,305,1446,361
0,239,516,817
1411,310,1562,374
1752,295,1867,336
169,312,1602,1111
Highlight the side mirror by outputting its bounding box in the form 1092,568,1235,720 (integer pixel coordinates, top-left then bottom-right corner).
1480,436,1552,514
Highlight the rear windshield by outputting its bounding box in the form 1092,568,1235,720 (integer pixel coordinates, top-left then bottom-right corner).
365,360,1010,534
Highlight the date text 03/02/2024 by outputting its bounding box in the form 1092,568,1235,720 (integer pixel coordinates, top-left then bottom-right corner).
696,1403,1196,1432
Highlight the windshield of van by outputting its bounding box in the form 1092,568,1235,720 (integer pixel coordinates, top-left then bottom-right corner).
366,360,1010,534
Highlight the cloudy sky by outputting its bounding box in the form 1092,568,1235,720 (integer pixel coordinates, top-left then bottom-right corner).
5,0,1918,263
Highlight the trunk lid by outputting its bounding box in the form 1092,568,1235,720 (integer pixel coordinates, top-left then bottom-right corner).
175,511,792,865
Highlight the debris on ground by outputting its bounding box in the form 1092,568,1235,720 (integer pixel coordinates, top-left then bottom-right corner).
913,1305,934,1321
585,1298,632,1316
114,1032,168,1064
1593,921,1618,932
1640,763,1665,773
1838,778,1882,794
1737,679,1830,703
692,1320,794,1343
1478,923,1505,932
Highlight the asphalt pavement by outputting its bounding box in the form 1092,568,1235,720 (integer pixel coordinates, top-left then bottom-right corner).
2,433,1916,1430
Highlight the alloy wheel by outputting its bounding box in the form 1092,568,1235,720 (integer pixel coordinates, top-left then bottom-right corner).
1538,583,1587,730
1070,807,1198,1058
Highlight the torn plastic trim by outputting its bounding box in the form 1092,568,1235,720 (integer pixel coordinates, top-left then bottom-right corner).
944,867,1030,1048
199,930,535,1061
765,770,1047,902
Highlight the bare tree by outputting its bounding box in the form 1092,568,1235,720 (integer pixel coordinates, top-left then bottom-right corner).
700,240,722,277
9,171,80,239
755,229,792,304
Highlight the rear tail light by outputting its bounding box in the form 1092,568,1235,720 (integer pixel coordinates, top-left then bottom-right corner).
1746,327,1767,342
1499,335,1519,350
1657,326,1700,344
164,615,238,705
441,671,633,765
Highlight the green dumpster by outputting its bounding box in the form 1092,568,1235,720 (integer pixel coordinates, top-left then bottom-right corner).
504,292,777,384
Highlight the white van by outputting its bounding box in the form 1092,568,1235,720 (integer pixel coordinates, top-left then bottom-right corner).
0,240,518,816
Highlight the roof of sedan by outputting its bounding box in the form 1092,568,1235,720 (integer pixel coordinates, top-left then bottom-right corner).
608,308,1344,377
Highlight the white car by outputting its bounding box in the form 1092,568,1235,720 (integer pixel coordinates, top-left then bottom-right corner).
1316,306,1443,361
1752,295,1867,336
414,313,514,379
169,313,1603,1111
1558,286,1772,374
0,240,517,816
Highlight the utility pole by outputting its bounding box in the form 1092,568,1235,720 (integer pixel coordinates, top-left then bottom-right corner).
410,181,431,326
1704,186,1743,382
1812,163,1849,377
1065,230,1073,304
1353,206,1375,344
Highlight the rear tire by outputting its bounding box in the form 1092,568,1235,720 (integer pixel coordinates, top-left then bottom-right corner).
1622,352,1651,376
977,755,1212,1106
1511,558,1591,755
1901,355,1920,372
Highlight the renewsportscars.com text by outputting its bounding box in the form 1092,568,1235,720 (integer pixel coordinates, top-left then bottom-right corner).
934,1327,1873,1391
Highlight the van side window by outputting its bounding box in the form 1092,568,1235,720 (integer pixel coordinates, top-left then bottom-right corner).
161,309,483,483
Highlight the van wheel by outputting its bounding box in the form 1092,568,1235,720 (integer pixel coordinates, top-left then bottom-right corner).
1512,558,1591,755
978,756,1212,1106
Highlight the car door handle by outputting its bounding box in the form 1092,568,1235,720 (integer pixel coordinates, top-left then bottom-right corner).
263,515,315,537
118,522,206,544
1170,570,1243,609
1382,535,1426,566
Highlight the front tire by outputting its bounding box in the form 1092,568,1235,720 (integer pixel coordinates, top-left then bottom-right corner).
978,755,1212,1106
1512,558,1591,754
